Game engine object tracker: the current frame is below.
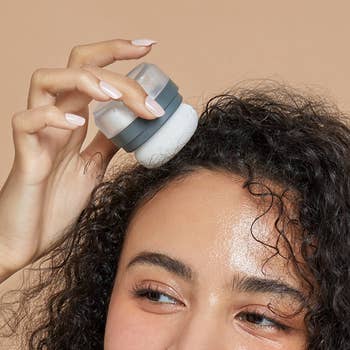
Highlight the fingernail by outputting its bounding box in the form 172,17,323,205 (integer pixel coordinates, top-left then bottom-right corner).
99,80,123,99
145,96,165,117
131,38,158,46
65,113,86,126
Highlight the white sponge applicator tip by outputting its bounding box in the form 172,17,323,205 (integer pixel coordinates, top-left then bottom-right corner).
135,103,199,168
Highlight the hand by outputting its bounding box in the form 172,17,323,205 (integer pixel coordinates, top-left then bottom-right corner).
0,38,163,282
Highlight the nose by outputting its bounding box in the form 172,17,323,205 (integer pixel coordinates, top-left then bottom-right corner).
168,309,227,350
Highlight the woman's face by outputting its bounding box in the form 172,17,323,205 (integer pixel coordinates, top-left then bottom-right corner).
104,169,308,349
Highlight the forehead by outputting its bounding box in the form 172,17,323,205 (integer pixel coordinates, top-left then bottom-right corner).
121,168,301,286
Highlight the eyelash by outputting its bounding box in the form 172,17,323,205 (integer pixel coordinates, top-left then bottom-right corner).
130,284,290,331
237,311,289,331
131,283,181,305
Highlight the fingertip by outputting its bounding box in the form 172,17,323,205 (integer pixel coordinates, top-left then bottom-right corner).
65,113,86,126
126,100,158,120
130,39,158,47
144,95,165,118
99,80,123,100
127,41,154,59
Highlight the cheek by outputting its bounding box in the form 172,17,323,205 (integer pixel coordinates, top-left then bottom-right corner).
104,286,172,350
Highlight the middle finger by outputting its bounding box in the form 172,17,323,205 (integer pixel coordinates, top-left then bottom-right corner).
81,64,165,119
27,67,111,109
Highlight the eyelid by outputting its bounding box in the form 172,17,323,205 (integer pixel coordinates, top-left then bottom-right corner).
130,280,186,306
134,287,178,305
235,305,293,332
237,311,289,331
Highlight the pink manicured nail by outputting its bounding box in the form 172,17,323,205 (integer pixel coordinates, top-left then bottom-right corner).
145,96,165,117
131,38,158,46
99,81,123,99
65,113,85,126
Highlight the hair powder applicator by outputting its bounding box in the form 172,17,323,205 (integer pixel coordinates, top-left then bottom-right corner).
93,62,199,168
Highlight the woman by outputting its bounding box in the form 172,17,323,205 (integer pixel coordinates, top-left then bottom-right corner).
0,38,349,349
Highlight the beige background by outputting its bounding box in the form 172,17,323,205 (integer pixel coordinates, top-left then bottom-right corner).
2,0,350,185
1,0,350,346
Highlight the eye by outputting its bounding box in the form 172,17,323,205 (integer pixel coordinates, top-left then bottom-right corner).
130,281,184,306
135,287,178,304
237,312,289,331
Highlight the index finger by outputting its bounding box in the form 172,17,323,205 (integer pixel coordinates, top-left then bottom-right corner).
67,38,157,69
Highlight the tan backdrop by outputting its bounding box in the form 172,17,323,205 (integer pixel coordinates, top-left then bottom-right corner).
2,0,350,185
1,0,350,343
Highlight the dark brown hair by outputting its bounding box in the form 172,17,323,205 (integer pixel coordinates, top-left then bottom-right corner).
1,82,350,349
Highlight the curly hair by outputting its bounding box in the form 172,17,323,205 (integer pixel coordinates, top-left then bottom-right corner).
1,81,350,349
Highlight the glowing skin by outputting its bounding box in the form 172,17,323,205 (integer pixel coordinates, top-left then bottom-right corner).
104,169,308,349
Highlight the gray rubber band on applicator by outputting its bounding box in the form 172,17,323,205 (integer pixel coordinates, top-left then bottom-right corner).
109,78,182,152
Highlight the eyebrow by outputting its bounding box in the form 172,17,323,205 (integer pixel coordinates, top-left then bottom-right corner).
232,275,306,304
126,251,306,304
127,251,193,280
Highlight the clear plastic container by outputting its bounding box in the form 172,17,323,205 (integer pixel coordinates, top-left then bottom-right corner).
93,62,198,168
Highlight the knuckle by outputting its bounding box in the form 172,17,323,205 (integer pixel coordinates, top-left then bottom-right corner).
30,68,49,85
77,70,93,84
112,39,125,49
69,45,87,62
30,68,46,85
44,105,60,119
11,111,25,129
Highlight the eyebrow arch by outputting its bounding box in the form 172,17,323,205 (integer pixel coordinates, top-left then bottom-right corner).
126,251,305,304
126,251,193,281
233,275,306,304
